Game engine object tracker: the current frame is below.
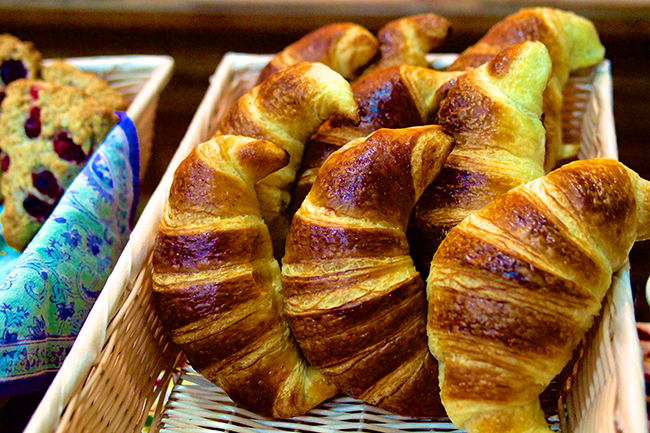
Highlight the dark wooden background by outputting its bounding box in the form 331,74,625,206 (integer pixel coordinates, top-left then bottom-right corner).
0,2,648,430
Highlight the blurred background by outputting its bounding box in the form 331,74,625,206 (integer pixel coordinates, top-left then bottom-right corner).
0,1,648,430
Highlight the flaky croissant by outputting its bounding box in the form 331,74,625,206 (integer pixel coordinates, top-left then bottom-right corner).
446,7,605,171
410,41,551,276
290,64,463,214
359,13,451,77
152,135,338,418
256,23,379,83
426,158,650,433
214,61,358,257
282,126,454,417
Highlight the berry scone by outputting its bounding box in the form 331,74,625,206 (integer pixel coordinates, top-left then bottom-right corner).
0,34,42,104
0,79,118,251
42,60,128,111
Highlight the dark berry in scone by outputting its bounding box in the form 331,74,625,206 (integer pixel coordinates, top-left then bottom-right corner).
0,34,42,105
0,79,118,251
42,60,128,111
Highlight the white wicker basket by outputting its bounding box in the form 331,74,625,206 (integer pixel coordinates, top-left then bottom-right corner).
23,53,648,433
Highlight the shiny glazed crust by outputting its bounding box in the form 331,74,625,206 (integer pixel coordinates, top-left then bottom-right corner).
427,158,650,432
290,64,463,214
411,41,551,276
215,62,358,257
282,126,454,417
257,23,379,83
447,7,605,171
151,135,339,418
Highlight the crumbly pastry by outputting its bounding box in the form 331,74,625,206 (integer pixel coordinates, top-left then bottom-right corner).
0,34,43,203
426,158,650,433
0,34,42,103
0,79,117,251
446,7,605,172
282,126,454,417
152,135,338,418
42,59,128,111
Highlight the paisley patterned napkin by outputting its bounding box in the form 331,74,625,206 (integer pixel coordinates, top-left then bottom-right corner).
0,112,139,398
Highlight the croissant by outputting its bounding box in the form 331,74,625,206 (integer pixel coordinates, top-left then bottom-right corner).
256,23,379,83
152,135,339,418
410,41,551,277
446,7,605,171
214,61,358,257
282,125,455,417
360,13,451,77
290,64,463,214
426,158,650,432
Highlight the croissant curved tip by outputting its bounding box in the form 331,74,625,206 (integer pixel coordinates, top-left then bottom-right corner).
220,135,290,183
481,41,552,115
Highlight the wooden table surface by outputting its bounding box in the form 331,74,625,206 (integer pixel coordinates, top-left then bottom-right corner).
0,2,648,316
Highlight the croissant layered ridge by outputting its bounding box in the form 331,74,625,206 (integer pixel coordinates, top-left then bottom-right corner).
215,61,359,257
282,126,455,417
360,13,451,76
411,41,551,277
291,64,463,214
447,7,605,171
151,135,338,419
256,23,379,83
426,158,650,433
257,13,452,85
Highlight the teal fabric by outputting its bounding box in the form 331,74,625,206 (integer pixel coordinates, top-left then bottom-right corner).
0,112,139,398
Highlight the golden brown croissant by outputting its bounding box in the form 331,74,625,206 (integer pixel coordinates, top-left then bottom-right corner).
360,13,451,77
256,23,379,83
289,64,463,214
426,158,650,433
446,7,605,171
282,126,455,417
214,61,358,257
151,135,339,418
410,41,551,276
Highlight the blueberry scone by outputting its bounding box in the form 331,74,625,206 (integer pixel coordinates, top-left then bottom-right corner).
0,79,118,251
42,60,128,111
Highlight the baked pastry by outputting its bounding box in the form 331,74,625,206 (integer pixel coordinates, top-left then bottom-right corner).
282,126,454,417
152,135,338,418
410,41,551,276
0,34,42,103
360,13,451,76
42,60,128,111
0,34,43,203
290,64,462,214
446,7,605,171
256,23,379,83
426,158,650,433
214,61,358,258
0,79,117,251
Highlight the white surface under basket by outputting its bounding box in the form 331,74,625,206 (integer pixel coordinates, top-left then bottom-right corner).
24,53,647,433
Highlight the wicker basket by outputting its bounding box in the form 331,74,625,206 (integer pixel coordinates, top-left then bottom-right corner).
46,55,176,178
24,53,648,433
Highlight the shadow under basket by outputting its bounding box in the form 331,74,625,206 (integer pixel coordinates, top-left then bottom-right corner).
24,53,647,433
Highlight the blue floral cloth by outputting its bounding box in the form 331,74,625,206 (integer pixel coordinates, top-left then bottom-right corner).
0,112,140,398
